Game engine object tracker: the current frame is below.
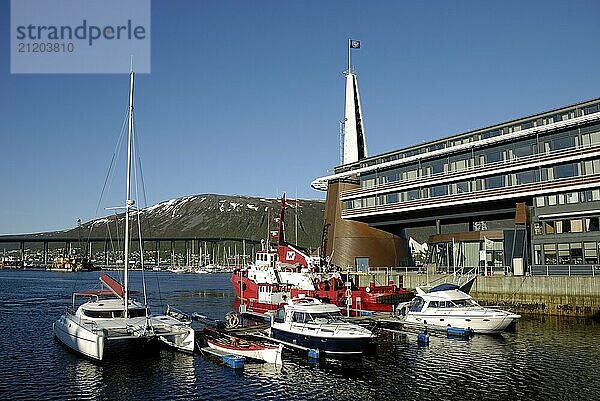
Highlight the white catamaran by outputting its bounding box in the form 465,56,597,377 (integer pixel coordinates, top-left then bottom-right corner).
53,68,195,361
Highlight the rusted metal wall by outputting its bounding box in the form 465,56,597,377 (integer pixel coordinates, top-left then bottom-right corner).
323,179,409,268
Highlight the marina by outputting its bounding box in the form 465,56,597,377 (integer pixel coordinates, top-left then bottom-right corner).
1,269,600,400
3,1,600,400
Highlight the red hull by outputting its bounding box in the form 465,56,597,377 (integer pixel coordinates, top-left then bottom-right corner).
231,270,412,314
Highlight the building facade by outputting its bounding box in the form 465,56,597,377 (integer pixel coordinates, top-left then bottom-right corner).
312,98,600,275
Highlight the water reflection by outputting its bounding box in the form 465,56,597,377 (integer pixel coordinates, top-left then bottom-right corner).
2,270,600,401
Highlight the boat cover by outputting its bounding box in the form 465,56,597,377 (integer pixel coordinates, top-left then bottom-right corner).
428,283,459,293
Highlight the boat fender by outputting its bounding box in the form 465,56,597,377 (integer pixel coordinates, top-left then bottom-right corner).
417,332,430,345
308,348,320,359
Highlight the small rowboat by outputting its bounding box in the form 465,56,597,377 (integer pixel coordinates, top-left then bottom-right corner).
203,327,283,364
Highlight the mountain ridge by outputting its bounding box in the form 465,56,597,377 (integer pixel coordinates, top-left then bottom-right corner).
21,194,326,250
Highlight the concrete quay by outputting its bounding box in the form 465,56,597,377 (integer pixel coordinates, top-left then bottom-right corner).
364,273,600,318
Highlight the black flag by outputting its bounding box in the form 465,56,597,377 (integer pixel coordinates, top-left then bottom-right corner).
350,40,361,49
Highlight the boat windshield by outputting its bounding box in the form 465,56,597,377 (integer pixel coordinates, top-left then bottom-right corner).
308,311,344,324
451,299,478,307
428,299,479,308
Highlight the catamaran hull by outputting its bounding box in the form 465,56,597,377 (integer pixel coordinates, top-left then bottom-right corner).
270,327,371,355
53,315,105,361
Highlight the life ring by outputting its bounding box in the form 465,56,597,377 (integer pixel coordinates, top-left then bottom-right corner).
225,312,240,328
365,286,371,293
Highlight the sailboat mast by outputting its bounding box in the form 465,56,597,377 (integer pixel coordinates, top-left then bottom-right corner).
124,69,135,318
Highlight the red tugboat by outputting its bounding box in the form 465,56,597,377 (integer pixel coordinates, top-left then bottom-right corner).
231,196,413,314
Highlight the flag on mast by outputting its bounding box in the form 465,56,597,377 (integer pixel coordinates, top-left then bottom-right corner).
350,40,361,49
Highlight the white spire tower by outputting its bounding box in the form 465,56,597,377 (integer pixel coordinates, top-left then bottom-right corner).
342,39,367,165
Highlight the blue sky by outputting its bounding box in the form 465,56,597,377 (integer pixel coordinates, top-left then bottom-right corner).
2,0,600,234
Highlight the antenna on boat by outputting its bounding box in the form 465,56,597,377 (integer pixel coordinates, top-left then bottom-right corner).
123,60,135,318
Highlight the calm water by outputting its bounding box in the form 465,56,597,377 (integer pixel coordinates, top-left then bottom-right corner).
0,270,599,401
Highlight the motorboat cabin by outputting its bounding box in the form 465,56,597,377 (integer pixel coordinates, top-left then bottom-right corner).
395,284,520,334
270,296,374,355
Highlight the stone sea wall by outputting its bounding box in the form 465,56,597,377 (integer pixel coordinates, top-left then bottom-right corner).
368,273,600,318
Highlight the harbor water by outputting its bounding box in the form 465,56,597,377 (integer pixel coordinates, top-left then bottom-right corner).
0,270,599,401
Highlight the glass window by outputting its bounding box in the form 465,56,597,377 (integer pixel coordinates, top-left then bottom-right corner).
554,163,579,179
365,197,376,207
293,312,307,323
386,193,399,204
583,189,600,202
535,196,545,207
571,243,583,264
534,244,542,264
571,219,583,233
482,130,500,139
484,149,503,164
521,121,534,130
402,168,418,181
345,201,353,210
586,217,599,232
566,192,579,204
534,222,543,235
485,175,504,189
422,159,446,176
449,155,471,172
515,170,539,185
584,105,599,115
428,142,445,152
544,244,556,264
406,189,420,201
548,195,557,206
451,181,470,194
430,184,448,197
545,221,555,234
409,297,425,312
355,257,369,272
511,143,535,159
584,242,598,264
558,243,570,264
383,169,400,184
361,173,376,188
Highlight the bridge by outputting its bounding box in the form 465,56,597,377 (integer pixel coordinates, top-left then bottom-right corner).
0,235,265,268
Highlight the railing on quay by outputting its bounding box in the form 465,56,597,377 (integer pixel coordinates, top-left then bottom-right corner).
369,264,600,276
531,264,600,276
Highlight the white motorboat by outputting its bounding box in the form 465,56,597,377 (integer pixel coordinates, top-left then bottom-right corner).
53,68,194,361
269,296,374,355
395,283,521,334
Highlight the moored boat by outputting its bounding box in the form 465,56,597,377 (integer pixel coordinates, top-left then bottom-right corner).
53,273,195,360
269,296,374,355
395,283,521,334
231,196,412,314
53,67,195,361
204,327,283,364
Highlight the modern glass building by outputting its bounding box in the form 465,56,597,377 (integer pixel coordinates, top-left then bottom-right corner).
312,98,600,275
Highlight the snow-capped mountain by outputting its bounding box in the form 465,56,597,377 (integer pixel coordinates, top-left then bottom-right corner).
47,194,325,249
